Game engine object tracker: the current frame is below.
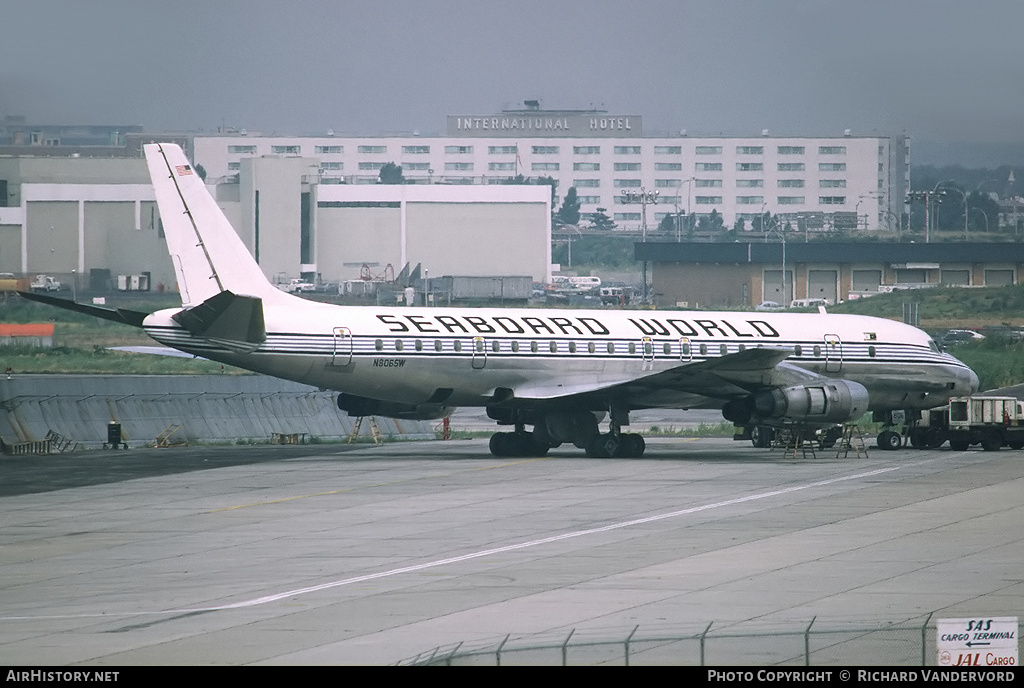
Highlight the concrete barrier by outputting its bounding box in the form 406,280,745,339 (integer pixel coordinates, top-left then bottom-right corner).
0,375,435,449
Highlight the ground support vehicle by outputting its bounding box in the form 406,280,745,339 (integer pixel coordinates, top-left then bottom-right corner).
912,396,1024,451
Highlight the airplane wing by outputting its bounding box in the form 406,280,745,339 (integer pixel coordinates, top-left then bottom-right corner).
509,347,812,409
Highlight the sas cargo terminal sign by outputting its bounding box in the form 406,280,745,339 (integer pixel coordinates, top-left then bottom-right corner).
447,114,643,137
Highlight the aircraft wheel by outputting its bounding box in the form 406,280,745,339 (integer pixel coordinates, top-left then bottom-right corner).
751,426,774,448
585,433,617,458
616,433,646,458
877,430,901,450
489,432,513,457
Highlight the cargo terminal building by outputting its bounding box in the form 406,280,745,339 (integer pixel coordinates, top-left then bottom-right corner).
635,241,1024,309
192,106,908,234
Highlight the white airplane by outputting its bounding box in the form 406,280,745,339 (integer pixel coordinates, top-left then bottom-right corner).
24,143,979,457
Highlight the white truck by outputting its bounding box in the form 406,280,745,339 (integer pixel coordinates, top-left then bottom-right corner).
278,278,316,294
30,275,65,292
914,395,1024,451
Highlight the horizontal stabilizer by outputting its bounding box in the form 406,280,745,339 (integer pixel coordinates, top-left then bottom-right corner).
17,291,148,328
172,290,266,349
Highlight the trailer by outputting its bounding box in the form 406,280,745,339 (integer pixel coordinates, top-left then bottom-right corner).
914,395,1024,451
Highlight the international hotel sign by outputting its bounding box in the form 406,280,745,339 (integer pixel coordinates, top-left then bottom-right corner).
447,113,643,138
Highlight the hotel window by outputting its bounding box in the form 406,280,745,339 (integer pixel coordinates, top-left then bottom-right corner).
654,146,682,154
574,162,600,171
818,146,846,154
736,146,764,154
402,145,430,154
778,146,805,154
532,162,560,171
778,162,805,171
737,162,763,171
615,213,641,221
316,145,343,154
532,146,559,154
358,145,386,153
778,179,804,187
696,146,722,154
614,179,642,187
656,162,683,171
737,179,764,187
574,146,601,154
574,179,600,187
614,162,641,171
695,179,722,187
228,162,240,170
578,196,600,204
358,162,385,170
819,196,847,205
614,146,641,154
445,162,473,171
489,162,515,171
403,162,429,170
778,196,804,204
228,145,256,154
736,196,763,204
489,145,517,154
696,196,722,204
445,145,473,154
655,179,682,187
820,179,846,188
659,195,681,204
695,162,722,172
319,162,343,170
819,163,847,172
272,145,300,154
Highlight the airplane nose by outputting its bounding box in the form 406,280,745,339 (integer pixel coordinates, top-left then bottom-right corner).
961,366,980,394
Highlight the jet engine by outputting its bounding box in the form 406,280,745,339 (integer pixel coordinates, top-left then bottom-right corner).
752,380,869,424
336,393,452,420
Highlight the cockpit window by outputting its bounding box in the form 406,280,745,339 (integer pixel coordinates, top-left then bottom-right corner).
929,339,941,353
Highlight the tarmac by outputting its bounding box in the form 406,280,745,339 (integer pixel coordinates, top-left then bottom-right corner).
1,433,1022,665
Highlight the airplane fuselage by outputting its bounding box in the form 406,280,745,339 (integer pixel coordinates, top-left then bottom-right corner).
143,301,978,416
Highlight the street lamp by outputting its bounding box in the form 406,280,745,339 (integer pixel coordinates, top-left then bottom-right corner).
622,187,659,303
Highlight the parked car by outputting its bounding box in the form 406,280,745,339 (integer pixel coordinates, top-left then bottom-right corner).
30,275,66,292
755,301,784,311
939,329,985,347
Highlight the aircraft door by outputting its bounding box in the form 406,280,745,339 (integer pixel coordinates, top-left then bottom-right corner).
332,327,353,366
824,334,842,373
471,336,487,369
641,336,654,371
679,337,692,362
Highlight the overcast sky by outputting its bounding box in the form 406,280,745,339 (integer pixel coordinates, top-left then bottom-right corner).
3,0,1024,165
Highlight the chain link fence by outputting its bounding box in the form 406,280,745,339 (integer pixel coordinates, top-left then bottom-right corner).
399,615,1022,666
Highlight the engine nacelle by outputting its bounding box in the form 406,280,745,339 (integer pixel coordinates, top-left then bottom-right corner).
337,393,452,420
753,379,869,424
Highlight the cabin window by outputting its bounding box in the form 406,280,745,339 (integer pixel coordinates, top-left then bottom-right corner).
794,345,802,356
738,343,746,352
569,342,577,353
531,341,538,353
663,343,671,355
719,343,727,356
492,341,500,352
607,342,615,354
454,340,462,352
644,341,653,355
476,340,484,352
588,342,596,354
512,341,520,352
629,342,636,354
434,339,443,351
395,340,404,351
375,339,383,351
813,345,821,357
549,341,558,353
682,342,690,356
868,345,876,358
699,343,708,356
415,339,423,351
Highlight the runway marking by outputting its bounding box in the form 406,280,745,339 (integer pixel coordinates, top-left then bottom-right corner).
0,462,912,622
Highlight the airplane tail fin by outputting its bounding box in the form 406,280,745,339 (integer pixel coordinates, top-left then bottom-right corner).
143,143,289,308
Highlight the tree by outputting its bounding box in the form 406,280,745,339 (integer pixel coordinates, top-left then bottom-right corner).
733,217,746,233
558,187,581,226
697,209,724,234
589,207,616,231
377,162,404,184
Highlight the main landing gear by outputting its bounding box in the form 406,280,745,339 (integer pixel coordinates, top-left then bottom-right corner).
486,407,646,458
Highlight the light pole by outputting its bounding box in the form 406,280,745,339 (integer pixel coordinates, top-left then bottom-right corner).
622,187,659,303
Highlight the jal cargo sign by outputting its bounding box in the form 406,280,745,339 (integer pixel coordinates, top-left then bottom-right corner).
447,114,643,137
937,617,1017,667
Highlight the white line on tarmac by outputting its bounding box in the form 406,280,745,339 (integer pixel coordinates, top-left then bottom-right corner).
1,464,904,621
